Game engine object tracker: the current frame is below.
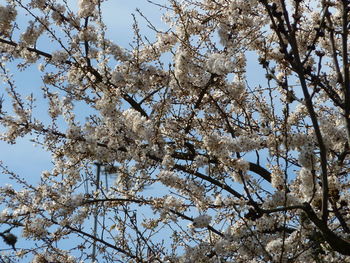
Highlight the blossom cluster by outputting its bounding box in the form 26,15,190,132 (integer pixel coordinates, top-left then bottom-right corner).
0,4,17,37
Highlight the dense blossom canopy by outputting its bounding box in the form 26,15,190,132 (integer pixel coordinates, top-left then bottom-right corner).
1,0,350,262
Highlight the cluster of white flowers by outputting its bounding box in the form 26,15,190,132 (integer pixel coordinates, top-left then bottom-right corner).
319,117,348,151
174,49,189,84
255,214,278,232
269,165,284,189
104,41,131,61
192,155,208,169
78,0,97,17
234,158,249,171
67,65,85,85
227,79,246,98
32,252,76,263
0,116,32,143
218,23,234,48
202,133,231,157
298,143,315,169
213,238,231,256
122,108,153,141
163,195,184,211
227,134,266,153
266,231,303,261
66,193,84,208
265,238,282,255
230,171,244,184
206,53,235,75
179,242,212,263
297,167,320,202
288,132,311,149
263,191,301,208
111,68,124,85
78,26,98,42
191,214,212,228
20,21,44,46
47,92,62,118
29,0,46,9
139,32,178,62
229,158,250,183
0,4,17,37
158,170,205,206
231,0,258,12
155,32,177,52
66,124,81,139
51,50,69,64
287,103,309,125
161,154,174,169
19,48,39,63
0,209,11,224
95,95,118,118
22,218,50,239
157,170,179,187
51,4,67,25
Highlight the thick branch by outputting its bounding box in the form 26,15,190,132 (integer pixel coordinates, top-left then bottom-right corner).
341,0,350,145
302,202,350,255
259,202,350,256
271,0,329,222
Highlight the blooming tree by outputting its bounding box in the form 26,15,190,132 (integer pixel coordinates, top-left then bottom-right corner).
1,0,350,262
